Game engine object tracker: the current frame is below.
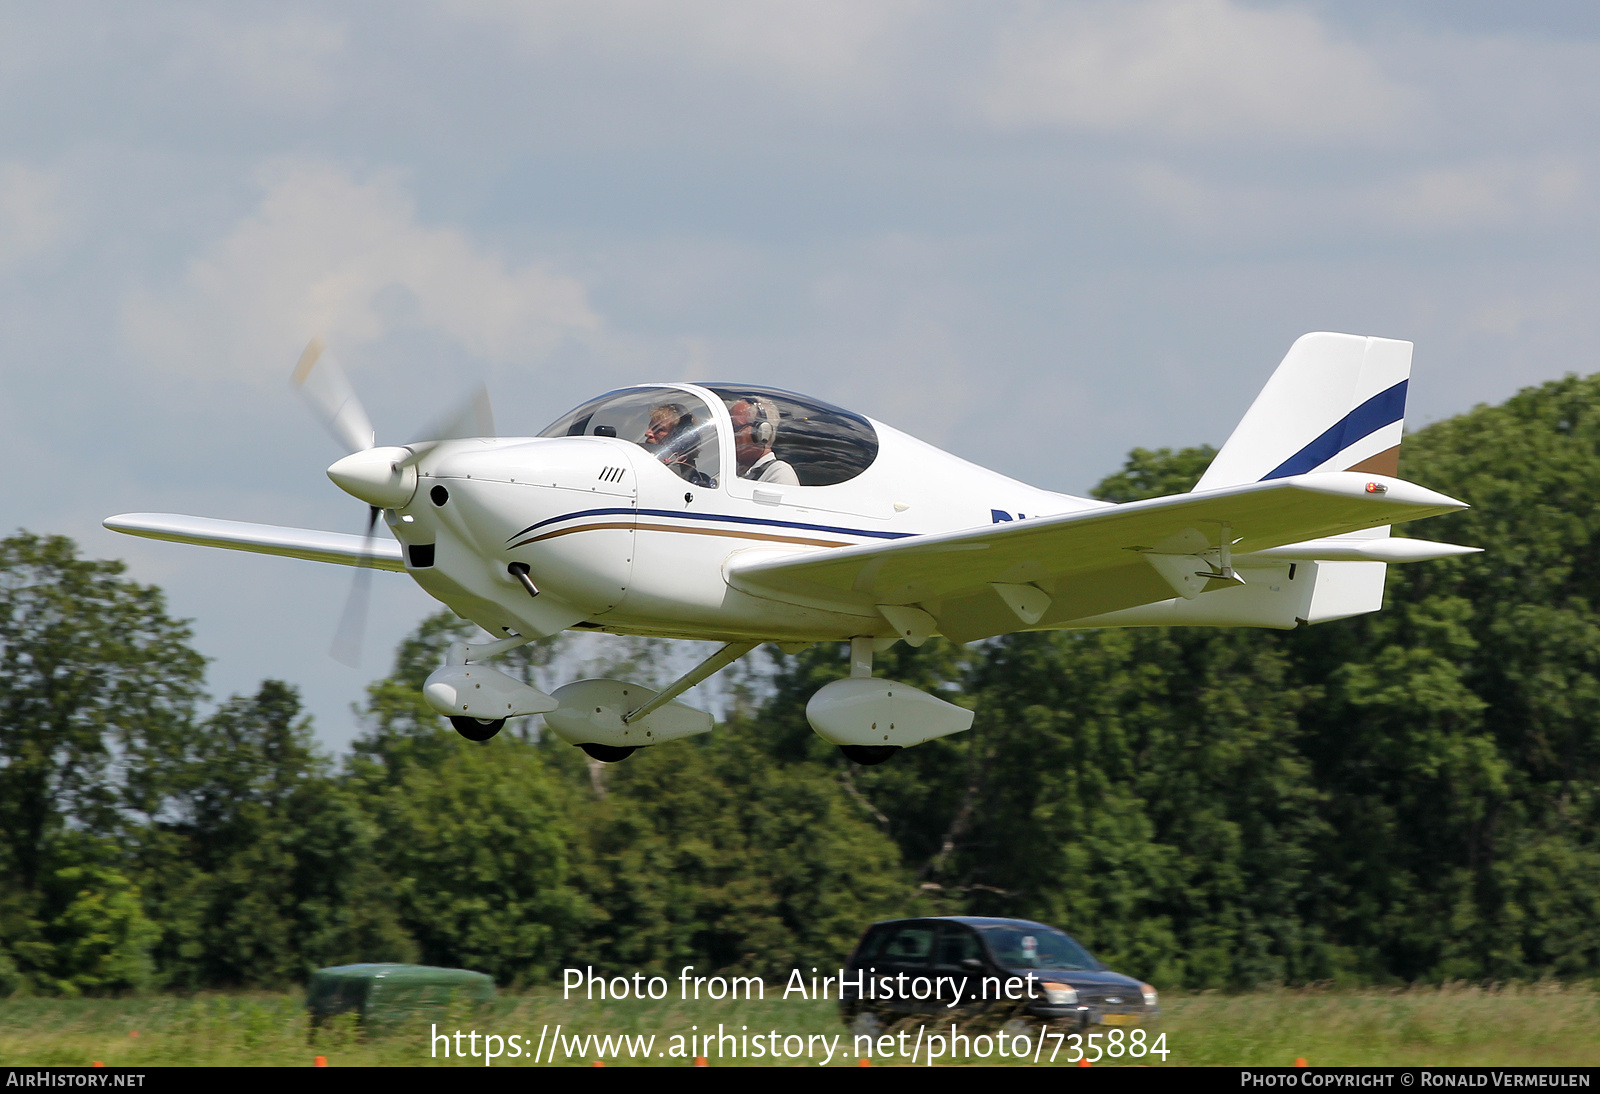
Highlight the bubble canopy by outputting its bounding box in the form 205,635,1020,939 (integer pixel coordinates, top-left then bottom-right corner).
538,385,879,488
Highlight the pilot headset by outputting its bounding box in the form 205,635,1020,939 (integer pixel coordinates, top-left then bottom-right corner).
750,398,777,447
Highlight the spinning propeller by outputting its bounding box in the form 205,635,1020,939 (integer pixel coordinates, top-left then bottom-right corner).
292,336,495,667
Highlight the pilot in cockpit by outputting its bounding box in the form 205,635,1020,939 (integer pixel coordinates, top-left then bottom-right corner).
643,403,688,450
730,397,799,485
645,402,714,488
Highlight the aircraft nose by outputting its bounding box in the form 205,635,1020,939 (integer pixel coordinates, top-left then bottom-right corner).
327,446,418,508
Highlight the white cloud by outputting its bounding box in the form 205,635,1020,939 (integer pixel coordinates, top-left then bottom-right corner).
443,1,1436,146
121,161,599,382
979,0,1415,141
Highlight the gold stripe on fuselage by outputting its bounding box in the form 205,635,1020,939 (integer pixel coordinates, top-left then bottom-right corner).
508,521,851,551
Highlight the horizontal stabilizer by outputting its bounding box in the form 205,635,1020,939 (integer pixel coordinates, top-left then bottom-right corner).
103,513,405,571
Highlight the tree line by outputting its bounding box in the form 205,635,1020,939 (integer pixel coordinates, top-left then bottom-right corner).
3,372,1599,995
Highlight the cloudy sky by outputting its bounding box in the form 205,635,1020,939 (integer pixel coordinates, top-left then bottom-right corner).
6,1,1598,749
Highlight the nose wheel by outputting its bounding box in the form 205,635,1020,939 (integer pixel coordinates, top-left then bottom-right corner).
579,743,639,763
449,716,506,741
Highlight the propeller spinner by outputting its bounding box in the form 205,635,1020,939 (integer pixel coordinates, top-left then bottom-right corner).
292,336,494,666
326,447,418,509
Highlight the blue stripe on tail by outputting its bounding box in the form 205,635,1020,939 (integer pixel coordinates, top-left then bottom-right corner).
1262,379,1408,481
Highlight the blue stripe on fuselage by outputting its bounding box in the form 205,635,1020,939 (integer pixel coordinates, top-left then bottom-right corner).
504,506,915,544
1262,379,1408,481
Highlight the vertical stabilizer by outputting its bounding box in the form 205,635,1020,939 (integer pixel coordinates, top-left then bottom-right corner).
1194,333,1411,492
1193,332,1412,625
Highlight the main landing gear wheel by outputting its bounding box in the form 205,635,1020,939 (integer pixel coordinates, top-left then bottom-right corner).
840,745,901,765
579,743,638,763
449,716,506,741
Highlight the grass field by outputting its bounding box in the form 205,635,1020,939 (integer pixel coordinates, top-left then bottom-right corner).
1,983,1597,1067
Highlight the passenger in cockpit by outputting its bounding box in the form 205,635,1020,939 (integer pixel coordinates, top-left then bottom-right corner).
730,397,799,485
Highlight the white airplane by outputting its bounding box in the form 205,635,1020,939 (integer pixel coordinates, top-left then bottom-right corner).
107,332,1477,765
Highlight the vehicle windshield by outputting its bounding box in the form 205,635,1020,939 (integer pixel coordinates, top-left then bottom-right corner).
975,925,1101,971
539,388,721,488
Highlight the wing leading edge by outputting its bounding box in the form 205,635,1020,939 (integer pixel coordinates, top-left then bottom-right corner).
103,513,406,572
726,472,1469,643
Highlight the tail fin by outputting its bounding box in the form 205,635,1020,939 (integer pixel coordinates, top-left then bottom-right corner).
1193,332,1413,625
1193,333,1411,492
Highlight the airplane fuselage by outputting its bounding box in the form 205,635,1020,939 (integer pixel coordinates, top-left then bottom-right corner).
393,401,1101,645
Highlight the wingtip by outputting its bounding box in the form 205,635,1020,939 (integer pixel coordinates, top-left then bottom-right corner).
1295,472,1470,513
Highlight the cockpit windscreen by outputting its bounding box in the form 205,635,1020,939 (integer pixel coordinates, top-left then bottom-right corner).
539,388,721,488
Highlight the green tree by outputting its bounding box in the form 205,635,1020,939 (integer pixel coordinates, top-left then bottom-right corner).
0,532,204,994
147,683,415,989
38,863,158,996
370,738,592,984
350,614,593,982
1091,445,1218,502
578,724,916,978
1297,373,1600,980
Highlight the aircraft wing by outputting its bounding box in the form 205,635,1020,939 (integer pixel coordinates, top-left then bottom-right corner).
103,513,406,572
726,472,1467,643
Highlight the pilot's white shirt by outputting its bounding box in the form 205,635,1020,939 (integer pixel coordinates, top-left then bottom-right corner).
745,451,799,485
